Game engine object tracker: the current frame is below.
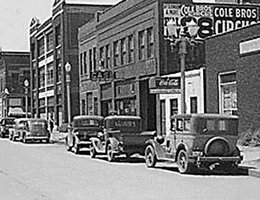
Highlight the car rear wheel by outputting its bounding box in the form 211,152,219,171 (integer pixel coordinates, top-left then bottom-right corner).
145,145,157,168
177,150,193,174
107,144,115,162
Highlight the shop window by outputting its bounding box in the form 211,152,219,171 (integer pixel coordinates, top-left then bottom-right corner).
81,99,86,115
86,93,93,115
219,72,237,115
170,98,178,116
138,30,145,61
147,27,154,59
128,34,134,63
115,98,136,116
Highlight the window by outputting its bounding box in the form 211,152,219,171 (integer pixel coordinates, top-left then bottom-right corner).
86,93,93,115
147,27,154,58
83,51,87,74
99,47,105,68
81,99,86,115
38,38,44,57
121,38,127,65
89,49,93,73
56,59,62,83
190,96,198,114
138,30,145,60
47,63,54,85
55,25,61,47
113,41,120,66
170,99,178,116
128,34,134,63
219,72,237,115
39,67,45,88
105,44,110,68
80,53,83,76
46,32,53,52
93,47,97,71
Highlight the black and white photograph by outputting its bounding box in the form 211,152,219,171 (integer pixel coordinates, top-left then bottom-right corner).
1,0,260,199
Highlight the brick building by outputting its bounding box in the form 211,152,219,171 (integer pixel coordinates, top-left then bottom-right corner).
205,23,260,134
0,51,30,118
29,0,111,125
79,0,260,134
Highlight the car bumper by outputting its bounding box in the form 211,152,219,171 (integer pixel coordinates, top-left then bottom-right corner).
194,156,242,164
77,141,91,148
26,136,49,140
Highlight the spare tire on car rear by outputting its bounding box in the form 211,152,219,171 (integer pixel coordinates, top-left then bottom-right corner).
204,137,230,157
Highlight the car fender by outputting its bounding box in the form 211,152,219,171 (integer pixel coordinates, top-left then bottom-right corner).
145,139,166,159
90,137,103,151
175,142,190,160
106,137,119,152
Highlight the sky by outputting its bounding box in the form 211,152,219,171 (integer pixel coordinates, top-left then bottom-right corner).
0,0,212,52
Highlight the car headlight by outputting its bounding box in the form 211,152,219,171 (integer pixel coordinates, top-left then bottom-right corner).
192,151,203,157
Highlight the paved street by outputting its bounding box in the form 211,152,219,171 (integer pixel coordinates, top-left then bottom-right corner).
0,138,260,200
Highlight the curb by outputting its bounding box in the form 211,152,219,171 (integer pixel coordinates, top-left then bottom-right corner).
248,169,260,178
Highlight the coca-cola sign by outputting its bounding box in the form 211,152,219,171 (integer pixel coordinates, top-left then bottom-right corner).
155,77,180,90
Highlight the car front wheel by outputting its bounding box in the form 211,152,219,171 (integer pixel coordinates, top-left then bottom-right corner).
177,150,193,174
145,145,157,168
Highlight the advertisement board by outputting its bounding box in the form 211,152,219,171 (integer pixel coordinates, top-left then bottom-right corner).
164,4,259,39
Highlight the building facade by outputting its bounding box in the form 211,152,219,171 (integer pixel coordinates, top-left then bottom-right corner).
79,0,260,134
205,23,260,134
29,0,111,125
0,51,30,118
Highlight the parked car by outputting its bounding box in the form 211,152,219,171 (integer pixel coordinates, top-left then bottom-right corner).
9,118,50,143
90,115,155,162
0,117,15,138
144,114,243,174
66,115,104,154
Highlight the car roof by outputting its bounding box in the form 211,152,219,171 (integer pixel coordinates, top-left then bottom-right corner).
73,115,104,120
170,113,238,120
105,115,141,120
14,118,46,122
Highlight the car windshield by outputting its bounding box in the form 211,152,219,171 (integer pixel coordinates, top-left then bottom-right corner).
3,119,14,125
195,118,238,135
74,118,103,127
29,121,47,131
107,119,141,133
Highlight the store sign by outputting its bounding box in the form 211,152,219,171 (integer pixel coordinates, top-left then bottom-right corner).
149,77,181,94
164,4,259,39
239,37,260,55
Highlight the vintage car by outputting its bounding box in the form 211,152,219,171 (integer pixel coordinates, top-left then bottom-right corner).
66,115,104,154
0,117,15,138
144,114,243,174
90,115,155,162
9,118,50,143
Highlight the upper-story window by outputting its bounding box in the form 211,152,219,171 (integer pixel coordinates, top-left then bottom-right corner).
39,67,45,88
56,59,62,83
89,49,93,74
114,41,120,66
138,30,145,61
47,63,54,85
46,32,53,52
219,71,237,115
31,43,36,60
121,38,127,65
80,53,83,76
38,38,44,57
93,47,97,71
128,34,134,63
55,25,61,47
99,46,105,68
105,44,110,68
83,51,87,74
147,27,154,59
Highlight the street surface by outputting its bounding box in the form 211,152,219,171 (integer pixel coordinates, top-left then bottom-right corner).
0,138,260,200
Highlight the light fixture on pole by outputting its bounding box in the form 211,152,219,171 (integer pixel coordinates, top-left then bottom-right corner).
24,79,29,118
166,19,199,114
65,62,71,124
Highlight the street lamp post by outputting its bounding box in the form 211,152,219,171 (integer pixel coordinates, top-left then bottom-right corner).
4,88,9,117
167,19,199,114
65,62,71,124
24,79,29,118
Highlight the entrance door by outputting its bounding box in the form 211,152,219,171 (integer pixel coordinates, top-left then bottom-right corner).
160,100,166,135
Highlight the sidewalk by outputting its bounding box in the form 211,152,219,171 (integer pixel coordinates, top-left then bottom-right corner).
240,145,260,178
